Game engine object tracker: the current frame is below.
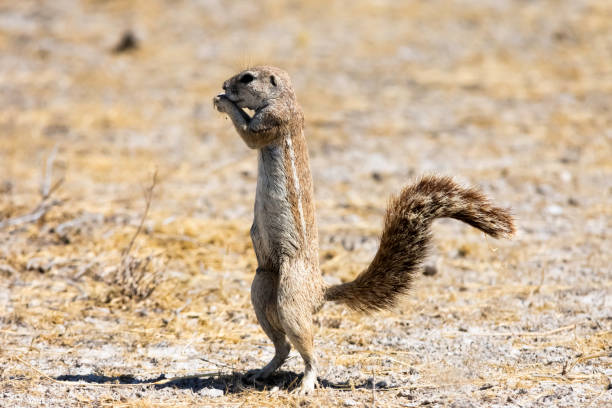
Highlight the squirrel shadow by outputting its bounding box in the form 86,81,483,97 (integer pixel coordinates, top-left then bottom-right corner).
55,371,389,394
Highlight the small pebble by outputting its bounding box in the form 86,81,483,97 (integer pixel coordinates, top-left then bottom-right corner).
457,246,470,257
343,398,357,406
560,171,572,182
199,388,223,398
397,390,414,399
423,265,437,276
113,30,139,53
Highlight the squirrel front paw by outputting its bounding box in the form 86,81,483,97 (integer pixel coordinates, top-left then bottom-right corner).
213,94,234,114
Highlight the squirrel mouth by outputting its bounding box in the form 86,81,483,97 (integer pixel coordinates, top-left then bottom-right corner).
225,93,242,104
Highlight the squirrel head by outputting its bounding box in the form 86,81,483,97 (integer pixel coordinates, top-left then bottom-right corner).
222,66,295,111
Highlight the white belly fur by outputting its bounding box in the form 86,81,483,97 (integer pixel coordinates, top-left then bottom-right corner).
252,143,299,267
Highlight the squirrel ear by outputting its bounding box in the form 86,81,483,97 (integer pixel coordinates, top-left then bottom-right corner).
270,75,277,86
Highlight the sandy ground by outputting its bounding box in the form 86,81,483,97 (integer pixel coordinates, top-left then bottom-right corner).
0,0,611,407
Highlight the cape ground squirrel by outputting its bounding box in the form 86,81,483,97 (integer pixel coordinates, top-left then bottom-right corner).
213,66,515,394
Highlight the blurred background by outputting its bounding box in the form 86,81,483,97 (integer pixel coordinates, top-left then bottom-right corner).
1,0,610,406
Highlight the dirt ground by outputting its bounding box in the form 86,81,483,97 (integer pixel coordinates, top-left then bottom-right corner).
1,0,611,407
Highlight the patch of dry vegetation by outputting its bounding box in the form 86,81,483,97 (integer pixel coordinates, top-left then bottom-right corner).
1,0,611,407
106,170,162,303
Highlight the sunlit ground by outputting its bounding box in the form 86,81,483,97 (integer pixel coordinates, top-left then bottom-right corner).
0,1,610,406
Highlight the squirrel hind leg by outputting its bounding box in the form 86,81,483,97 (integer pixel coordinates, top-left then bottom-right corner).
276,267,319,394
250,269,291,380
247,340,290,382
279,305,318,394
285,328,318,395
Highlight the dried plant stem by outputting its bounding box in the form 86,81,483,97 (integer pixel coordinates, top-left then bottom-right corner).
0,146,64,229
449,323,577,337
563,351,612,376
41,144,60,199
124,169,158,258
13,355,63,384
107,169,162,301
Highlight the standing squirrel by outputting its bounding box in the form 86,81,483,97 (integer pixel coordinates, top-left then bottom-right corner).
213,66,514,394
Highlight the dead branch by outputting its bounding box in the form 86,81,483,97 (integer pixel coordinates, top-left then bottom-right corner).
563,351,612,376
41,143,59,199
0,263,17,275
123,169,158,258
0,146,64,230
108,169,161,301
0,199,62,229
445,323,577,337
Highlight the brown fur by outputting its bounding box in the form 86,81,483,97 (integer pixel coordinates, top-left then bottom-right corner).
324,175,515,311
213,66,515,394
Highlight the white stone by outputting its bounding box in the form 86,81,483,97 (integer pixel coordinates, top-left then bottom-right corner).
199,388,223,398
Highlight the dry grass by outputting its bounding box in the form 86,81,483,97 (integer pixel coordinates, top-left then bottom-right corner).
106,170,162,303
1,0,611,407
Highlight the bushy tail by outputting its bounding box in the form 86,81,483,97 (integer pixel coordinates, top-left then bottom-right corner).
324,176,514,312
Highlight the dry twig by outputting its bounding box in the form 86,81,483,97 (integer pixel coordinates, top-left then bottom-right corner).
562,351,612,376
0,145,64,229
108,170,162,301
447,323,577,337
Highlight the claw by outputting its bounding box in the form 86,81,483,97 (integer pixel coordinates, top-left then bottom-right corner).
213,94,232,113
291,376,316,395
245,367,276,386
245,369,264,384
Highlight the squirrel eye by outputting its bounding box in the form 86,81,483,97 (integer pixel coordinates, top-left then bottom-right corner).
240,73,254,84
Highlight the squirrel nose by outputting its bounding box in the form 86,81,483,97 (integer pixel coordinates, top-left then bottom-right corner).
222,81,228,91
